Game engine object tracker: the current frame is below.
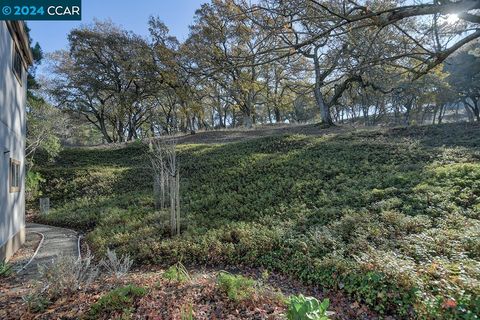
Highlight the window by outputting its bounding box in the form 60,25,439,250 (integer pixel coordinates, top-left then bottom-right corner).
9,159,20,193
12,46,23,84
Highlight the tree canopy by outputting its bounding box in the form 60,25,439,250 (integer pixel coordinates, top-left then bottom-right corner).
45,0,480,143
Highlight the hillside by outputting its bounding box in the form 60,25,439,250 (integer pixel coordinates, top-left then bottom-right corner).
35,123,480,318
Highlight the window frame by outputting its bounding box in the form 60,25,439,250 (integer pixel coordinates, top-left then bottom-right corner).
9,158,21,193
12,44,23,86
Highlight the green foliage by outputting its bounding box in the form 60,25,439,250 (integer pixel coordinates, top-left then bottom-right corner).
26,96,63,166
180,303,194,320
0,262,13,278
35,123,480,318
287,295,330,320
163,262,191,283
26,170,45,203
88,285,147,319
22,293,50,313
217,272,256,302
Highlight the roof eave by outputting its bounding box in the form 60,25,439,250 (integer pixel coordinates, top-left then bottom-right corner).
6,21,34,67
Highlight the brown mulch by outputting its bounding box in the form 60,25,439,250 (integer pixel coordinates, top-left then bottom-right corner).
0,232,41,319
0,269,283,320
134,272,285,320
0,264,387,320
198,266,384,320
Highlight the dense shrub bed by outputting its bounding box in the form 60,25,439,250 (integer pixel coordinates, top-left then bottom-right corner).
36,123,480,319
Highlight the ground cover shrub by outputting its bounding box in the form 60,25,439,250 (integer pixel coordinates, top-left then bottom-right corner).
216,272,256,302
287,295,330,320
25,170,45,204
36,123,480,318
0,262,13,278
163,262,191,283
88,285,147,319
22,293,50,313
86,206,170,261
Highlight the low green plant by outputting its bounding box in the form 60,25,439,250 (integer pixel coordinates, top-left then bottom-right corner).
26,170,46,203
163,262,191,283
35,123,480,318
287,295,330,320
217,272,256,302
88,285,147,318
180,303,195,320
0,262,13,278
22,293,51,313
261,269,269,281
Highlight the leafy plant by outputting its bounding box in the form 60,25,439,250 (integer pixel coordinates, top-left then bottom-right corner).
217,272,256,302
163,262,191,283
0,262,13,278
25,170,45,203
88,285,147,318
287,295,331,320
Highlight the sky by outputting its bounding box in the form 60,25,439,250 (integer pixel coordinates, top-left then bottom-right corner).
28,0,207,54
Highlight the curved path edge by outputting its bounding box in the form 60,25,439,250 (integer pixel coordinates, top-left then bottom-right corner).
18,223,79,277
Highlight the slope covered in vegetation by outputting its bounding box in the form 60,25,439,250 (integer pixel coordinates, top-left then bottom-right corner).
35,123,480,319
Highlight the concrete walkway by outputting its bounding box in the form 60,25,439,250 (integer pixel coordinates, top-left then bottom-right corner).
18,223,79,277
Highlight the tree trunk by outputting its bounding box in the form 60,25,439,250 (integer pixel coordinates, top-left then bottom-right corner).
437,104,445,124
223,110,228,128
464,103,475,122
404,98,414,126
176,171,180,235
170,174,176,236
243,114,252,128
421,107,428,124
313,55,333,126
274,107,281,123
474,98,480,122
99,120,113,143
191,116,196,134
464,98,479,122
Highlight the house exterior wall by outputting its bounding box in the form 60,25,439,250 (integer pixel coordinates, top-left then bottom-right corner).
0,21,27,262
